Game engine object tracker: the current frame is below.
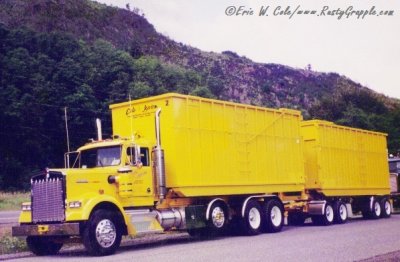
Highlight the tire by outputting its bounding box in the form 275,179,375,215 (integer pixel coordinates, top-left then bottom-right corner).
311,202,334,226
333,201,348,224
26,236,63,256
207,201,229,235
288,212,306,226
263,199,284,233
367,199,382,219
188,201,229,238
83,209,123,256
380,198,392,218
242,200,263,235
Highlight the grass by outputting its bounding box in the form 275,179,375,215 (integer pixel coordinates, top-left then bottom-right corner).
0,192,30,255
0,192,30,211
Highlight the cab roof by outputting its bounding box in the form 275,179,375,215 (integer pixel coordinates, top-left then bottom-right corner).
78,139,125,151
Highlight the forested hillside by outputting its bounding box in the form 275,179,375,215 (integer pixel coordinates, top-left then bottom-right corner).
0,26,213,189
0,0,399,190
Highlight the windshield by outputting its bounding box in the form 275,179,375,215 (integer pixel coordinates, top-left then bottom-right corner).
80,146,122,168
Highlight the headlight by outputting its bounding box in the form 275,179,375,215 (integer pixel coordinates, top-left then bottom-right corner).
68,201,82,209
21,203,31,211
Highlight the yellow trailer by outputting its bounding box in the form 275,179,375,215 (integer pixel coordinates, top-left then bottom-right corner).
301,120,390,196
293,120,392,226
110,93,305,197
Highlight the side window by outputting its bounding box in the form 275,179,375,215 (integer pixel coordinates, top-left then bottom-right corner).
127,147,149,166
140,148,149,166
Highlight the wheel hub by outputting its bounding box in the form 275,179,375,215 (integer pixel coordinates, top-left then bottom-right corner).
374,202,381,217
211,207,225,228
325,205,334,222
95,219,117,248
384,201,391,215
270,206,282,227
249,207,261,229
339,204,347,220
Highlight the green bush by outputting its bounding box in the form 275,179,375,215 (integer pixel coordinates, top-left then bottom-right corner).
0,236,28,254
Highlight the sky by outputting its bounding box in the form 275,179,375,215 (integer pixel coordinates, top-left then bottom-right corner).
96,0,400,99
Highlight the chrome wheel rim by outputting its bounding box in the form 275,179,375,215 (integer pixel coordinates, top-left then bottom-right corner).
211,206,225,228
95,219,117,248
384,201,391,215
271,206,282,227
249,207,261,229
325,205,334,222
374,202,381,217
339,204,347,221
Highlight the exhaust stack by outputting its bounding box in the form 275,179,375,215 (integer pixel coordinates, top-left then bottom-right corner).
155,109,162,147
152,109,166,201
96,118,102,141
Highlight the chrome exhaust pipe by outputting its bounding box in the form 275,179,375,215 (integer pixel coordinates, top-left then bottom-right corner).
156,208,186,230
152,108,166,201
96,118,102,141
155,108,161,147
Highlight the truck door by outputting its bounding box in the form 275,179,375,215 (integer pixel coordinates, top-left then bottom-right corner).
127,147,154,197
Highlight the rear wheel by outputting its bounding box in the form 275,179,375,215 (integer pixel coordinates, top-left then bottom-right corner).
242,200,263,235
26,236,63,256
380,198,391,218
83,209,123,256
263,199,284,233
312,202,334,226
333,201,348,224
363,199,381,219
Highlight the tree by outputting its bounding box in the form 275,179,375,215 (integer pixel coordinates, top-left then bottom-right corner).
190,86,215,99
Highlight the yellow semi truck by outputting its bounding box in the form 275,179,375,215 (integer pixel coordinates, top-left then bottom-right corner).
12,93,391,256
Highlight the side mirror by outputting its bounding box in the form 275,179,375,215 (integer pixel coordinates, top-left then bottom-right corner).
127,145,143,168
134,145,141,165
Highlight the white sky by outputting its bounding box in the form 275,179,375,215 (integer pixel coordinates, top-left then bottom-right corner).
96,0,400,99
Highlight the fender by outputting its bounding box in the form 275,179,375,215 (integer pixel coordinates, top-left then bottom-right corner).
241,194,276,217
205,198,225,221
67,193,126,222
67,193,136,235
369,196,375,211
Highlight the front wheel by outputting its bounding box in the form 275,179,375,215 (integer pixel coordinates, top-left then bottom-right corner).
83,209,123,256
26,236,63,256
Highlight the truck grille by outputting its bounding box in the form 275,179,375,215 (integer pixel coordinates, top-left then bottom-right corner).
32,177,65,223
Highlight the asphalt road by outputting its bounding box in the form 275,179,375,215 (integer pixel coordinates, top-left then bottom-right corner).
3,214,400,262
0,210,153,225
0,211,20,224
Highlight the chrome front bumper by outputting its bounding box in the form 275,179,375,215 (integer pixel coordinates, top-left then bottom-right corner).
12,222,80,237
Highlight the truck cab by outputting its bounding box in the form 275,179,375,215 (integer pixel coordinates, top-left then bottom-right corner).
65,139,156,206
13,117,165,256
